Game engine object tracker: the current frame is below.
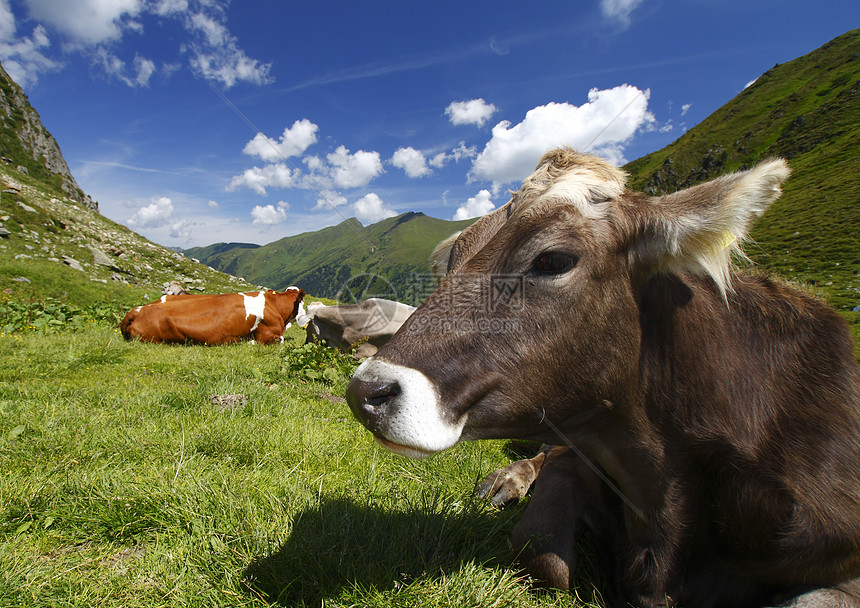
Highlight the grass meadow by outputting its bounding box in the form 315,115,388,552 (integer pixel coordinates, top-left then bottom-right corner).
0,322,595,608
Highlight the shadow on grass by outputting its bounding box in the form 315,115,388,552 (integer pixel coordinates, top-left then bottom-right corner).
241,492,521,606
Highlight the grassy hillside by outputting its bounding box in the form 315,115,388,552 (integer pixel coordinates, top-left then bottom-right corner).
624,28,859,313
185,212,477,303
0,160,259,325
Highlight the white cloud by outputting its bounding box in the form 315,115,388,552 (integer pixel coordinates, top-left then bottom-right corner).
430,141,477,168
445,98,498,127
391,146,431,178
227,163,297,195
153,0,187,16
0,25,58,88
188,11,226,46
22,0,144,46
600,0,644,27
169,218,194,240
327,146,383,189
188,48,271,88
303,155,324,172
230,143,383,196
133,55,155,85
251,201,289,227
681,103,691,115
0,1,59,88
11,0,271,89
313,190,347,210
0,0,14,39
127,195,174,228
242,119,318,162
207,199,219,208
453,189,494,221
353,193,396,224
94,49,156,87
469,85,654,191
186,10,272,88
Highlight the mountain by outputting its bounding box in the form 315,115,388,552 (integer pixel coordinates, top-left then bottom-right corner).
624,28,859,311
187,30,858,310
0,63,95,211
2,27,857,322
0,59,255,311
0,161,257,309
185,212,476,303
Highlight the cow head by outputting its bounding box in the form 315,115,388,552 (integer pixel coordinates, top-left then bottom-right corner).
347,148,789,458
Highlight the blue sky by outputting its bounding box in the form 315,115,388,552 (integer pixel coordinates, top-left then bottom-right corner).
1,1,857,248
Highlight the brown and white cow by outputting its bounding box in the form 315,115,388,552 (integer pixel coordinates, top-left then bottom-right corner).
121,287,305,345
346,149,860,608
297,298,416,358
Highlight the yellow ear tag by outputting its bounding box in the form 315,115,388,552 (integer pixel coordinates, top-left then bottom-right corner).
719,231,738,251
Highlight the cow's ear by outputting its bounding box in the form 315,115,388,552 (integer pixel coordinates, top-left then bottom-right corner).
445,201,512,275
429,231,461,281
624,158,790,296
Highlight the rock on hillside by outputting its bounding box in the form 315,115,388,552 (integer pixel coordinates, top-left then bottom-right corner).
0,60,257,304
0,61,94,210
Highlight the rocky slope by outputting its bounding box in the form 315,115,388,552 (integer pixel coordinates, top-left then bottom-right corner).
0,62,94,210
0,160,256,308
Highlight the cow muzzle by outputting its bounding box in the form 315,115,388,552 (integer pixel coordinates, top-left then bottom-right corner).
346,358,466,458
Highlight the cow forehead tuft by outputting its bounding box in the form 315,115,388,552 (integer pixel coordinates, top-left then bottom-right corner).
512,149,627,219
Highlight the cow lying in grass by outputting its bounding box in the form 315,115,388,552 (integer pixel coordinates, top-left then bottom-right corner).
297,298,416,358
121,287,305,345
347,149,860,607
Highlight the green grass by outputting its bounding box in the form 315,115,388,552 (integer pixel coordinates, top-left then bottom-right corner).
0,323,593,608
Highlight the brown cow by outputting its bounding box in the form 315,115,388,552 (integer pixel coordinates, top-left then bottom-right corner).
346,149,860,608
121,287,305,345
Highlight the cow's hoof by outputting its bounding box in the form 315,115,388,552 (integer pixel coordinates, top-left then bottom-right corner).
475,458,541,508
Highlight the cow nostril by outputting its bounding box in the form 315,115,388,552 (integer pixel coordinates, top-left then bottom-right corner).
365,381,401,408
346,378,402,429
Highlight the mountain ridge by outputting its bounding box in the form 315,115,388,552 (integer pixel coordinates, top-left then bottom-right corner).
184,212,476,302
185,29,857,307
0,29,856,323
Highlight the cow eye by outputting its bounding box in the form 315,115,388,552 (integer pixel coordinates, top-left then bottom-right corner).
528,251,578,276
